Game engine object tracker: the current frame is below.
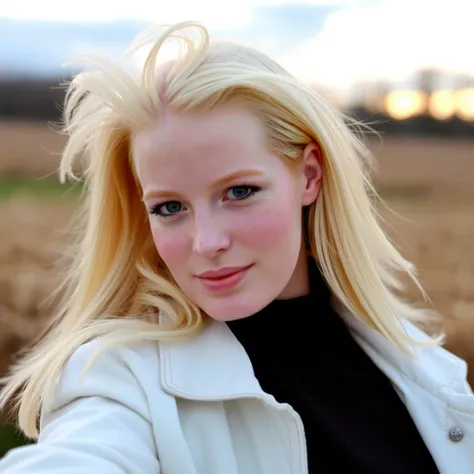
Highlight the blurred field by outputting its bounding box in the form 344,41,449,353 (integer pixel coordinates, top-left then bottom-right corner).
0,121,473,387
0,122,65,178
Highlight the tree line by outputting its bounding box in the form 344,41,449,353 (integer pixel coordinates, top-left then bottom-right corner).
0,77,473,138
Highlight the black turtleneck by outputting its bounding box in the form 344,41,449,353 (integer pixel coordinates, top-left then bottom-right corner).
226,258,439,473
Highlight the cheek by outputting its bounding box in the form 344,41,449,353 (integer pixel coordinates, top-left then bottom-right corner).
235,199,299,250
151,225,188,266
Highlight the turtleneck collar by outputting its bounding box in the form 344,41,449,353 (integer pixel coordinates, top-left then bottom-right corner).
226,257,338,341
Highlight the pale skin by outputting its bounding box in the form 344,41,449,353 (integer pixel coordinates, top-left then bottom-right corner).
132,107,322,321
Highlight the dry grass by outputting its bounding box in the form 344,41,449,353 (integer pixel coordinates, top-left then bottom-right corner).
0,198,73,375
1,121,473,386
370,136,474,201
0,122,65,178
379,205,474,367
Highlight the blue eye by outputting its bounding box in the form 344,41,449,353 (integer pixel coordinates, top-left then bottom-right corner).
225,185,261,201
150,201,183,217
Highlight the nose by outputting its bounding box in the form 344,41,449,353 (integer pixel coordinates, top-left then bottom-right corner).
192,212,231,258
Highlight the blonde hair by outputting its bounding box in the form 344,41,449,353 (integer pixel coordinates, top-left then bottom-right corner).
0,21,441,438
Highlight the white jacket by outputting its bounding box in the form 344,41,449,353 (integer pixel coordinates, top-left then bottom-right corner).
1,305,473,474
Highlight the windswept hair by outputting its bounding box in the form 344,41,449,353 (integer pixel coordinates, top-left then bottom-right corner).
0,21,441,438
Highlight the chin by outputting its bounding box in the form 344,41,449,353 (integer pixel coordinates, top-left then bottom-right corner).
201,294,271,322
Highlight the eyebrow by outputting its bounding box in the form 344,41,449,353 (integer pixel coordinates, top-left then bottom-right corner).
142,169,265,201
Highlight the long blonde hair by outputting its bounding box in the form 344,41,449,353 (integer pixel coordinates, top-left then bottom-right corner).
0,21,441,438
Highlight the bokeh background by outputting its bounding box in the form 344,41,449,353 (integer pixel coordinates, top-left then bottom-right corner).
1,0,473,457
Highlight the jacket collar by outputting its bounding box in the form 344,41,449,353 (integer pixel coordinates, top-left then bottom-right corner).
159,318,268,400
159,299,470,401
334,299,470,396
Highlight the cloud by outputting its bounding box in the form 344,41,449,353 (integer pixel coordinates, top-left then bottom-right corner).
1,0,347,29
0,18,148,76
277,0,474,91
212,3,341,58
0,3,337,76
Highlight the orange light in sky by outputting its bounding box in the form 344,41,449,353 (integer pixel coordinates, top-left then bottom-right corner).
385,90,427,120
429,90,455,120
455,88,474,121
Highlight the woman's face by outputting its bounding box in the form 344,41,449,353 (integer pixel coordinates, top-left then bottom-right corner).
132,107,321,321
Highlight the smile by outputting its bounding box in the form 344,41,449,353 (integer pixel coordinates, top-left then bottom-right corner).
196,265,253,292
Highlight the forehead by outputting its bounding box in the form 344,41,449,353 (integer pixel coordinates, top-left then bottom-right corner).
132,108,267,177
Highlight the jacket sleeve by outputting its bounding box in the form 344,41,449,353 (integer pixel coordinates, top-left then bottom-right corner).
0,341,160,473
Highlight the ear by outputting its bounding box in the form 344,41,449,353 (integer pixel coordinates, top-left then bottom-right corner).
300,142,323,206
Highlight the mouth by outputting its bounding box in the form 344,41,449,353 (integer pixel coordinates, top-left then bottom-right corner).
196,264,254,292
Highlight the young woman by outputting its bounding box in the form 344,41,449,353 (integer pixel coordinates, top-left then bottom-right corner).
0,21,472,474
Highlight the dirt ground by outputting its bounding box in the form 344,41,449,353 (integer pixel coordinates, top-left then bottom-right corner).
1,121,473,384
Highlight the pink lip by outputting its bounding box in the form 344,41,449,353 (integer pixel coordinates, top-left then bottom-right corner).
196,265,253,292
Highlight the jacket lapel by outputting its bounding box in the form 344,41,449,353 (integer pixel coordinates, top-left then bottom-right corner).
158,301,474,472
159,300,472,404
334,298,471,396
159,319,268,400
335,301,474,472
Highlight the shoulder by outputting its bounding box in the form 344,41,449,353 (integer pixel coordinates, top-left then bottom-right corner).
337,299,472,396
1,339,162,473
401,320,472,395
41,338,162,426
61,337,161,381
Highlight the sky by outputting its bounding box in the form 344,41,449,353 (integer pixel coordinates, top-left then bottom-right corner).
1,0,473,101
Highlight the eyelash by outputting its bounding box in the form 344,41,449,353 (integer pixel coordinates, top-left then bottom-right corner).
148,185,263,218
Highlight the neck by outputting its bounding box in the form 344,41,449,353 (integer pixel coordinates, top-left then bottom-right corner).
277,246,311,300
